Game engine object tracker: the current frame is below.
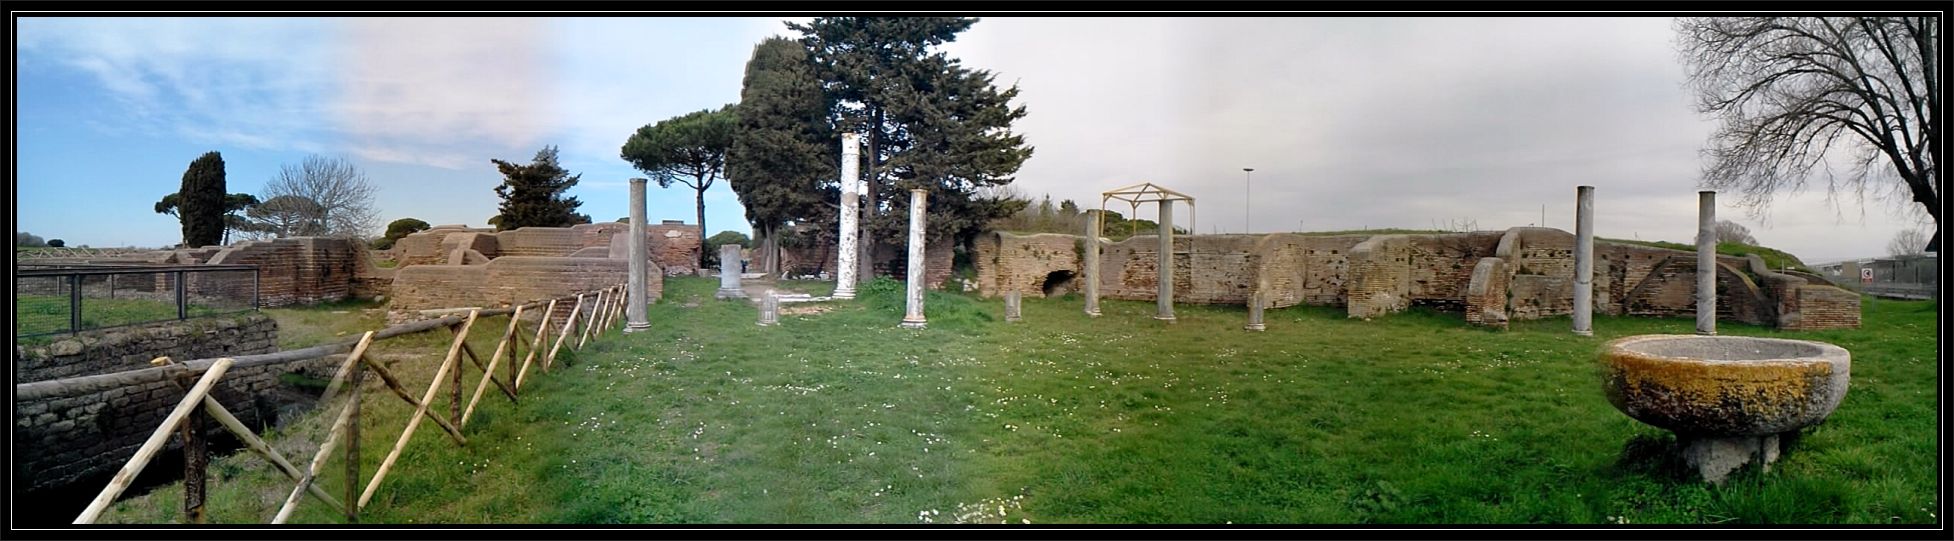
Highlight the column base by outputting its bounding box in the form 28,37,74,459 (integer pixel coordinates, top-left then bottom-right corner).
1696,330,1717,336
1085,309,1101,317
716,288,748,299
899,318,928,329
832,288,855,300
757,321,778,327
1244,323,1265,332
1680,433,1782,484
1154,315,1176,324
1573,329,1593,337
623,322,652,333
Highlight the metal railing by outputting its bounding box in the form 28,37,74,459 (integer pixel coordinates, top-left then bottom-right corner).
15,264,260,339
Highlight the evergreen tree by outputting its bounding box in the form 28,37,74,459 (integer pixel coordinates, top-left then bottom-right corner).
178,151,227,248
490,146,585,231
791,17,1033,272
621,105,738,267
728,36,837,276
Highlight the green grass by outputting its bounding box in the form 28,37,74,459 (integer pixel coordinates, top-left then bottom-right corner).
98,280,1937,524
15,295,229,339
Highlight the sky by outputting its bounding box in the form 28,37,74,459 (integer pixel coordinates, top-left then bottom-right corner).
14,16,1936,264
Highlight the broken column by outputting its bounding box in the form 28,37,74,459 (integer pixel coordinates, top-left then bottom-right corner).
1083,210,1101,317
716,243,746,299
833,132,861,300
757,290,779,326
1005,290,1022,322
1245,290,1266,332
1573,185,1594,336
625,177,651,333
1697,190,1716,336
1155,200,1176,323
899,189,929,329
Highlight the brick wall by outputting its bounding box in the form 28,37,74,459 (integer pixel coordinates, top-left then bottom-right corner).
974,232,1082,298
396,226,489,267
1346,235,1412,318
205,237,365,307
965,226,1859,331
386,256,641,321
12,313,313,492
1780,285,1863,330
1463,257,1510,328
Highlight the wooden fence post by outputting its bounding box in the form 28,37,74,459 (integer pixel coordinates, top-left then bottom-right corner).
181,393,207,524
74,358,234,524
344,362,361,524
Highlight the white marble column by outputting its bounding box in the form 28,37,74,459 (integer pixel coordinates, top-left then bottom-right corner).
1573,185,1594,336
1155,201,1176,323
1084,210,1101,317
834,132,862,299
1697,190,1717,335
625,178,651,332
716,243,746,299
900,189,929,329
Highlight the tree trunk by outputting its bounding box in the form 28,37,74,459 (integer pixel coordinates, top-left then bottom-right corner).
860,110,881,281
696,186,709,269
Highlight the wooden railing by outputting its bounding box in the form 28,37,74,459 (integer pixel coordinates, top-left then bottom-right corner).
71,284,634,524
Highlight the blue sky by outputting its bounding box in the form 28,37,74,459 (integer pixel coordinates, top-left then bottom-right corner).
17,17,794,248
16,17,1931,263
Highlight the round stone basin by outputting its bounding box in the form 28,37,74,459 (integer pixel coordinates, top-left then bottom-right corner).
1601,334,1850,437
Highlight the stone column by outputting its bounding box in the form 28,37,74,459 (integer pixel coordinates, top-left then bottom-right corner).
1155,200,1176,323
757,290,779,326
1083,210,1101,317
1572,185,1595,336
1245,289,1266,331
900,189,929,329
624,178,652,333
1004,290,1022,322
716,243,746,299
834,132,861,299
1696,191,1717,335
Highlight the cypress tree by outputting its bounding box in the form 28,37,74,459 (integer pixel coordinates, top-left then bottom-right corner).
179,151,227,248
490,146,584,230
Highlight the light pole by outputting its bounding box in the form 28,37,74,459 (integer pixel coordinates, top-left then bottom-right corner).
1242,168,1254,233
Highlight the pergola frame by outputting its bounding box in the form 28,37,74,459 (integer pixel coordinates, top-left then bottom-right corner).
1099,182,1197,238
1095,182,1196,322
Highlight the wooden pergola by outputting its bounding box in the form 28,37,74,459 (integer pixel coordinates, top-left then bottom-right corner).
1098,182,1196,238
1093,182,1196,322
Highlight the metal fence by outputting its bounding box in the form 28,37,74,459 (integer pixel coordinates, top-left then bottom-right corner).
1813,255,1939,300
15,264,260,338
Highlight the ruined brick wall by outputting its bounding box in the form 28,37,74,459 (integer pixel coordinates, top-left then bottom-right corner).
1405,232,1502,311
440,232,500,260
386,256,640,319
205,237,364,307
1095,234,1265,305
12,313,319,492
1780,285,1862,330
493,228,581,257
975,232,1082,298
396,226,489,267
965,226,1858,330
1463,257,1510,327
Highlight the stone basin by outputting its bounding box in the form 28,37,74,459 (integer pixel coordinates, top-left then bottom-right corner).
1599,334,1850,482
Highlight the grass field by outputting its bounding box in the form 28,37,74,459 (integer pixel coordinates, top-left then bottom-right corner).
99,277,1938,524
15,295,230,339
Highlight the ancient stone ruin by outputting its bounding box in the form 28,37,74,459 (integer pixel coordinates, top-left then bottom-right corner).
972,226,1860,331
385,223,700,322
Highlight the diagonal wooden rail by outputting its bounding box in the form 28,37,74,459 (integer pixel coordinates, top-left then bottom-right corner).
69,283,633,524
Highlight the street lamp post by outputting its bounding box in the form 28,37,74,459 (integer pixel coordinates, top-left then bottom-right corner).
1242,168,1254,234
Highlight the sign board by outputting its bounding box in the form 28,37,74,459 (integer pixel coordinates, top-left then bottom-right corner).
1861,268,1875,283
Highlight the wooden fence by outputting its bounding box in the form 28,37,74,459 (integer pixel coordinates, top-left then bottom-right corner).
71,283,634,524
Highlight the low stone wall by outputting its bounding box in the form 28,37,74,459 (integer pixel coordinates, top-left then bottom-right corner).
15,313,278,383
971,226,1860,331
386,256,641,322
12,313,315,492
